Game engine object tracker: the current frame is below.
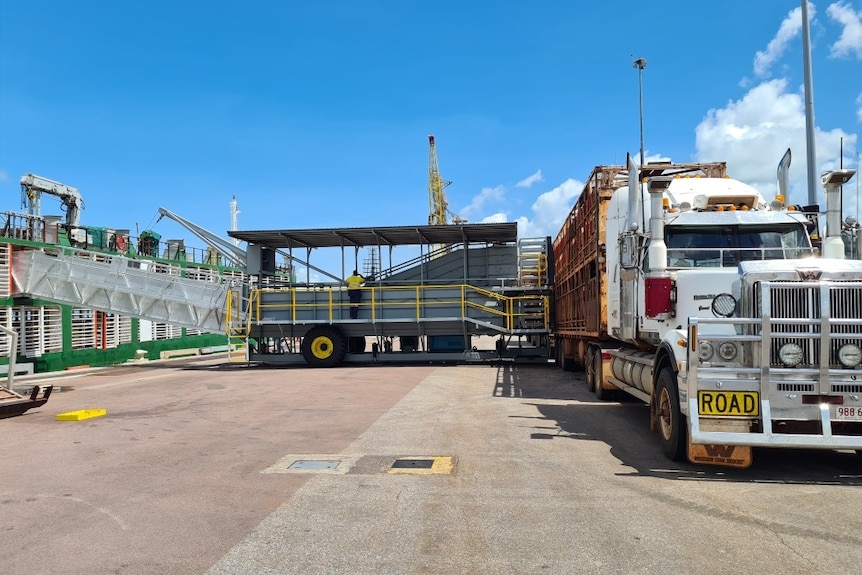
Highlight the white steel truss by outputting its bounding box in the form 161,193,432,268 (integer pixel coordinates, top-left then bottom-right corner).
12,248,237,334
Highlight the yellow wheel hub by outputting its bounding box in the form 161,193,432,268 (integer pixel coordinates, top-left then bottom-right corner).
310,336,334,359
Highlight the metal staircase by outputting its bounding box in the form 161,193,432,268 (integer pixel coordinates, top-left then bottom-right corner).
11,247,237,334
517,238,549,287
513,237,550,331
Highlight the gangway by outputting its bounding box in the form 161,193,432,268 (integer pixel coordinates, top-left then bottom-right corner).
11,246,240,334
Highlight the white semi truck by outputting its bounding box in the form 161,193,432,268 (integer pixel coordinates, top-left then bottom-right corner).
553,155,861,467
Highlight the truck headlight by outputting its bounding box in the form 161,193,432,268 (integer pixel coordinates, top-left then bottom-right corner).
779,343,804,367
838,344,862,368
711,293,737,318
718,342,738,361
698,341,714,361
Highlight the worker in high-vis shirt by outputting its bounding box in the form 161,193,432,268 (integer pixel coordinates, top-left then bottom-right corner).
345,270,366,319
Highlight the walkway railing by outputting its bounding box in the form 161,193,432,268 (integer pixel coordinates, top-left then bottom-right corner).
239,283,549,335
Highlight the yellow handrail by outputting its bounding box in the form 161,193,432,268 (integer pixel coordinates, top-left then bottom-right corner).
247,284,550,331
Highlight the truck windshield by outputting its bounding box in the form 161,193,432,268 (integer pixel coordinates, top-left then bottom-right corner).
665,225,813,267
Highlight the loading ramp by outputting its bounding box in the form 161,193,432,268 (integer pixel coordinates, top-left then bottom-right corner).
11,246,241,334
228,222,553,366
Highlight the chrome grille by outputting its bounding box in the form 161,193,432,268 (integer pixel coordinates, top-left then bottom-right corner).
757,281,862,369
830,285,862,365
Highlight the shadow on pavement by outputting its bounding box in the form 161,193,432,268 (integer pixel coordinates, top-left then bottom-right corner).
495,364,862,485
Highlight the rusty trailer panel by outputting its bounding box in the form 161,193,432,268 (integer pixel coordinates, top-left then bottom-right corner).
553,165,626,340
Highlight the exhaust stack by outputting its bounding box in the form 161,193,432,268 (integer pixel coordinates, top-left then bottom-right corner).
822,169,856,259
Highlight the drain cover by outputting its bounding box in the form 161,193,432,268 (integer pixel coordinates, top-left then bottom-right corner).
391,459,434,469
387,456,455,475
288,460,341,470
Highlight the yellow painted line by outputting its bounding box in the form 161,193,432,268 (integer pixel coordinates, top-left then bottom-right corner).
56,408,107,421
387,456,455,475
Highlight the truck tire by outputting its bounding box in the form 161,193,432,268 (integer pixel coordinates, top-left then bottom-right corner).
592,348,611,400
655,367,687,461
301,326,347,368
556,339,575,371
584,347,595,392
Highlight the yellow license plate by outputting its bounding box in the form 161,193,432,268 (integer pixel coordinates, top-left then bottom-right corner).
697,391,759,416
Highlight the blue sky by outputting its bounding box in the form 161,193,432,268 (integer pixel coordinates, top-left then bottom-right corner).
1,1,861,277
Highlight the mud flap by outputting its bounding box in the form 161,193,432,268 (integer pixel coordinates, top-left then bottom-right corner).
687,435,753,469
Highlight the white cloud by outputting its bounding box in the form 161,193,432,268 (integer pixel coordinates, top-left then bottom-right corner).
523,178,582,237
695,78,857,207
515,169,544,188
753,5,806,78
513,179,583,238
459,178,581,239
858,93,862,121
459,185,505,220
828,1,862,58
0,170,7,183
480,212,508,223
644,152,671,163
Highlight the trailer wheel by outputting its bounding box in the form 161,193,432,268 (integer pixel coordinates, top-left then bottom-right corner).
301,326,347,368
655,367,687,461
592,348,611,400
584,347,595,391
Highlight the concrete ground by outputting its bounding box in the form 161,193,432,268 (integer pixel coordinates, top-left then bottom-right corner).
2,357,861,575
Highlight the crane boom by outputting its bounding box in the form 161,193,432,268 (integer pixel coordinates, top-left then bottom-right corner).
427,135,450,226
156,207,248,267
20,173,84,228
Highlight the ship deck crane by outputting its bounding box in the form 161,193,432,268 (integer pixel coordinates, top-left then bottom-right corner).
156,206,248,267
20,173,84,228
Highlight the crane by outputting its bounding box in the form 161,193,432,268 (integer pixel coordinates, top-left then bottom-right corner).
427,134,450,227
20,173,84,228
155,206,248,267
427,135,466,227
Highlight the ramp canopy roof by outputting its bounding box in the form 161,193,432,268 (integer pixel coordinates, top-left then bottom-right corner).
227,223,518,249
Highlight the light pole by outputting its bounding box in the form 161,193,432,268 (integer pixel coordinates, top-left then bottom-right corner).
633,57,647,168
801,0,819,206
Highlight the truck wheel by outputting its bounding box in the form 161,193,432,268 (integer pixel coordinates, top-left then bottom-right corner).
593,348,611,400
655,368,687,461
584,347,595,392
301,326,347,368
